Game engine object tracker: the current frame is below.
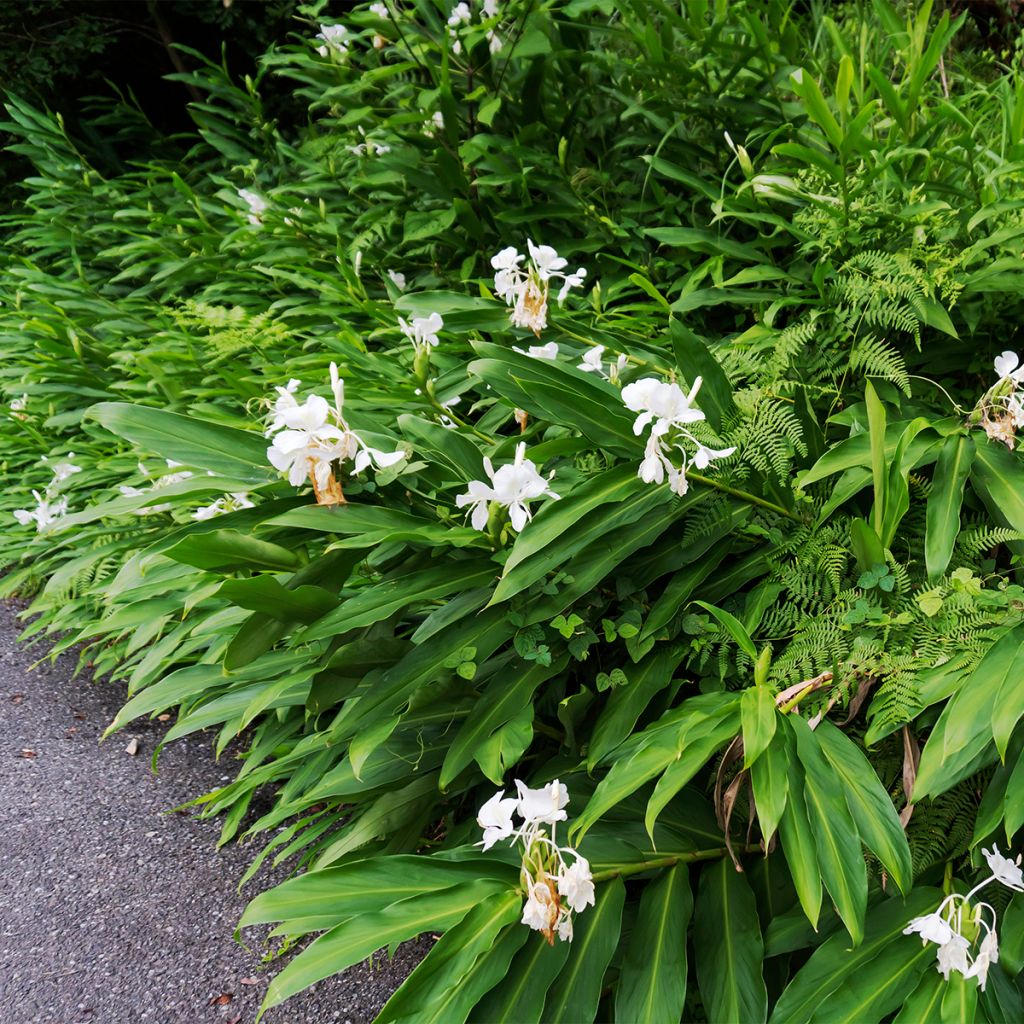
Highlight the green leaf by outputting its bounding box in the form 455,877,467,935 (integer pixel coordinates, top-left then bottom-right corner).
668,320,736,432
939,971,978,1024
769,889,942,1024
693,600,759,660
790,717,867,944
216,576,338,623
972,438,1024,550
777,726,822,929
815,721,913,894
404,206,456,243
751,728,790,842
163,529,303,572
893,969,945,1024
694,857,768,1024
864,379,888,538
398,413,484,483
615,866,692,1024
260,879,507,1012
469,933,571,1024
741,685,778,767
376,891,523,1024
543,879,626,1023
89,401,271,481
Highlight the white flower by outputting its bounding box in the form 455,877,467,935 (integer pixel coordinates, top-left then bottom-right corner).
13,491,68,532
514,342,559,361
316,23,349,57
423,111,445,138
10,394,28,412
982,846,1024,891
456,443,559,532
370,1,389,15
692,442,737,469
265,364,404,500
557,857,594,913
521,881,557,933
447,2,471,26
515,778,569,825
577,346,604,373
935,932,971,982
621,377,706,436
965,928,999,991
46,456,81,484
387,269,406,290
994,351,1024,383
483,0,499,15
556,913,573,942
486,29,502,53
398,312,444,351
904,911,955,947
491,241,587,335
477,790,518,851
191,493,254,522
238,188,268,226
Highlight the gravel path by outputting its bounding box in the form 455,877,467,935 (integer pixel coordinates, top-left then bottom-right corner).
0,601,425,1024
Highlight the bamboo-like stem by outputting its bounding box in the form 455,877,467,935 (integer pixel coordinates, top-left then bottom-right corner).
590,844,761,883
687,472,801,521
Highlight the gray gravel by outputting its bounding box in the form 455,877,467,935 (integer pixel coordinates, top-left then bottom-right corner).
0,601,426,1024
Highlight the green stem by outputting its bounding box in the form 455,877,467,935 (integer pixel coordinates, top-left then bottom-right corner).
687,472,801,521
590,844,760,883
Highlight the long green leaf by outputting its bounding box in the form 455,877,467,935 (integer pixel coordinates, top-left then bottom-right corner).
694,857,768,1024
925,433,974,579
615,866,692,1024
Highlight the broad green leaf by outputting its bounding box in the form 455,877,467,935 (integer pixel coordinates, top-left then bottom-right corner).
893,969,945,1023
694,858,768,1024
543,879,625,1022
777,727,823,929
163,529,303,572
865,379,888,538
440,656,567,789
751,728,789,842
815,721,912,894
693,600,759,660
770,889,942,1024
926,433,972,579
216,576,337,622
469,932,571,1023
939,971,978,1024
741,684,778,767
260,879,508,1012
809,932,934,1024
790,716,867,945
376,891,523,1024
668,320,736,432
90,401,272,481
615,867,692,1024
972,438,1024,549
398,413,484,483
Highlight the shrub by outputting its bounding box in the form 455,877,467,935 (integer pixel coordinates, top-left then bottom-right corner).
5,1,1024,1020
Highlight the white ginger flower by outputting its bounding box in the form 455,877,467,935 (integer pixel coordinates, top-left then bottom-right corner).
398,312,444,351
13,491,68,532
491,240,586,335
557,857,595,913
447,2,471,26
477,791,518,851
513,342,559,361
935,932,972,982
515,778,569,825
370,1,389,16
386,269,406,290
994,351,1024,383
192,493,254,522
621,376,706,436
904,911,955,947
456,442,559,532
982,846,1024,891
238,188,268,226
10,394,28,412
316,23,349,57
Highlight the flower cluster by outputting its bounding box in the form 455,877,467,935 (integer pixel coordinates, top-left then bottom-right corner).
477,780,594,944
13,454,80,532
238,189,268,227
316,23,350,58
492,241,586,336
192,492,255,522
621,376,734,496
977,351,1024,449
265,366,404,505
347,126,391,157
904,846,1024,991
120,460,194,516
456,442,559,532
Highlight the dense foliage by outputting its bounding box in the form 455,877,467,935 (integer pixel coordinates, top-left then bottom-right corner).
7,0,1024,1019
